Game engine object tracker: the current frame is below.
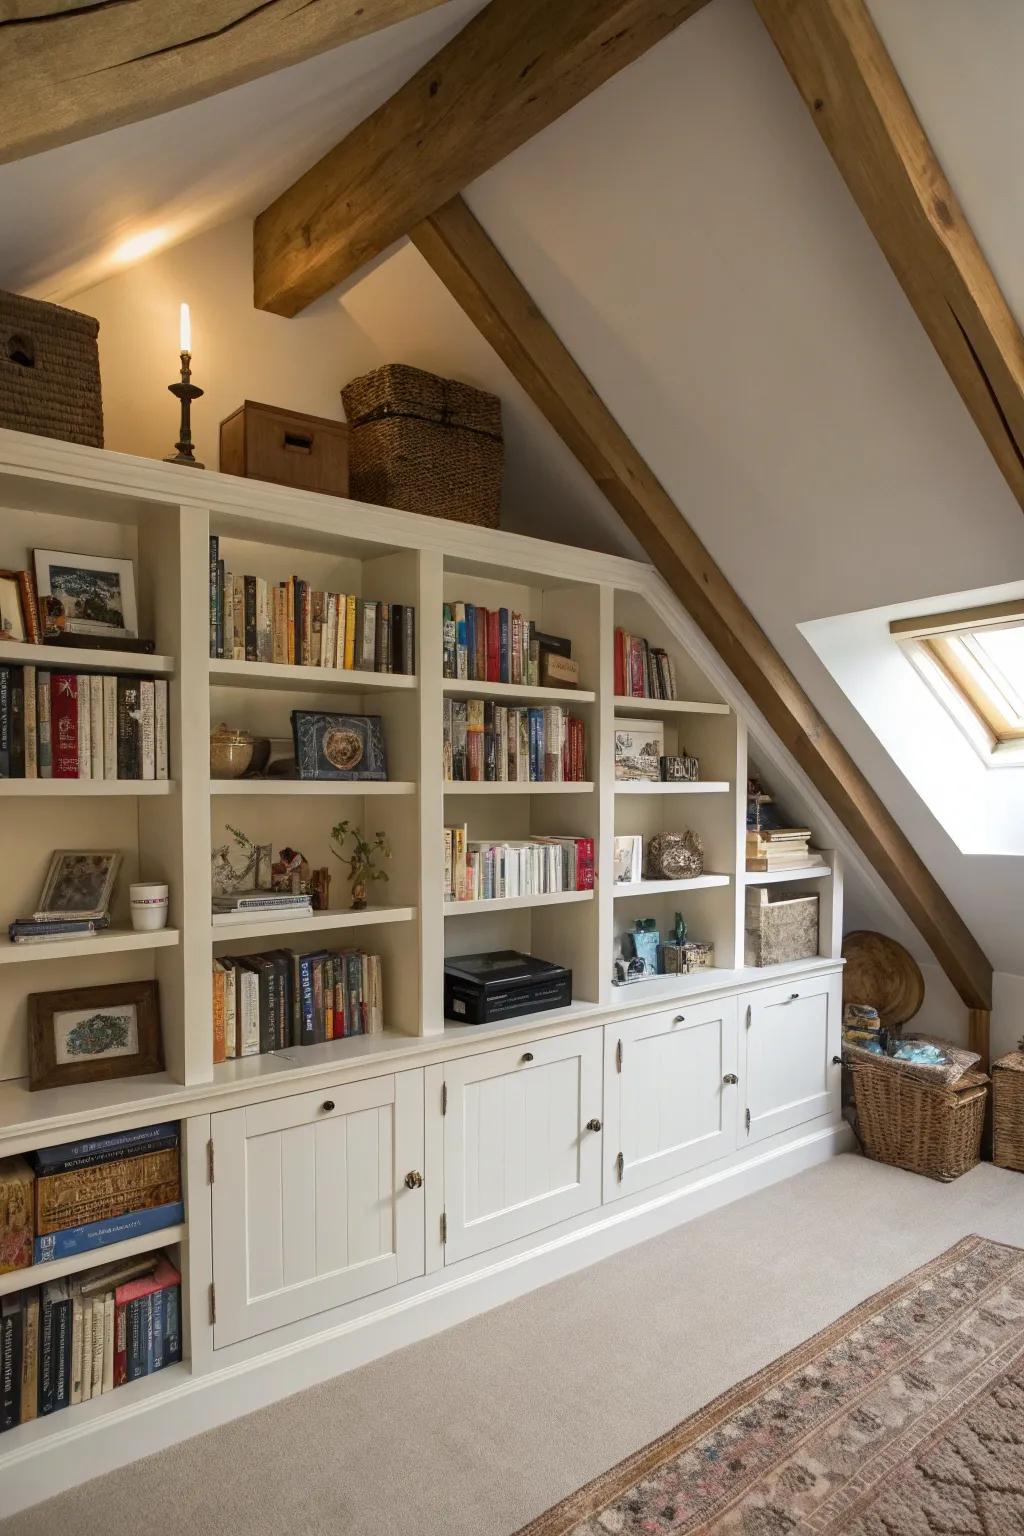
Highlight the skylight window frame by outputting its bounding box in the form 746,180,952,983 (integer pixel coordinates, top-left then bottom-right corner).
890,600,1024,767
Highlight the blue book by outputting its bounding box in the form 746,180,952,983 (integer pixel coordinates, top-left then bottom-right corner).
33,1200,184,1263
499,609,510,683
208,536,219,660
145,1294,156,1377
39,1279,69,1415
30,1122,179,1176
127,1298,145,1382
465,605,476,680
163,1287,181,1369
528,708,543,781
299,955,316,1044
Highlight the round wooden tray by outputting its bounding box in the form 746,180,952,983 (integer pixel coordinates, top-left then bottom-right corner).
841,930,925,1027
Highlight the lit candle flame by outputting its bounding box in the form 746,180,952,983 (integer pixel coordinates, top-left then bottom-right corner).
179,302,191,355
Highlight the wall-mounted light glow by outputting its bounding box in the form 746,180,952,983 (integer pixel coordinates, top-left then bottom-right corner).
111,228,169,266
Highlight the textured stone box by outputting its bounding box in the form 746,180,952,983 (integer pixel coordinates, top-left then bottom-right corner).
744,888,819,967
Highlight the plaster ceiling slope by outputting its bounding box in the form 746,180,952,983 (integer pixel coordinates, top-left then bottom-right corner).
459,0,1024,975
0,0,486,301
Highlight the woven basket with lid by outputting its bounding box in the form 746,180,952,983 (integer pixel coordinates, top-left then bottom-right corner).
992,1050,1024,1172
849,1057,988,1182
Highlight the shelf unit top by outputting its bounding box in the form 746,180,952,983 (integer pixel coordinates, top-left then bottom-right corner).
744,866,831,885
210,779,417,796
612,696,729,716
444,780,594,795
0,927,180,965
443,680,597,705
0,640,175,676
612,876,731,898
444,889,594,916
211,905,417,942
0,779,174,796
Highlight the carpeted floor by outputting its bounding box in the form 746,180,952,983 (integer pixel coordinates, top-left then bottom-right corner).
5,1152,1024,1536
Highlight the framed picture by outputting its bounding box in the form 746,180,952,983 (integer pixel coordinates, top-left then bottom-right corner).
28,979,163,1091
34,850,121,920
291,711,387,781
34,549,138,639
0,569,40,643
613,718,665,782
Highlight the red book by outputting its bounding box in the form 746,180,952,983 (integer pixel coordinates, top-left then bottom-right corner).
50,673,79,778
614,628,625,696
114,1256,180,1386
575,837,595,889
486,610,500,683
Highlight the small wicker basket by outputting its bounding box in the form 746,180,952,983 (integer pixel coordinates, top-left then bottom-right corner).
849,1057,988,1182
992,1050,1024,1172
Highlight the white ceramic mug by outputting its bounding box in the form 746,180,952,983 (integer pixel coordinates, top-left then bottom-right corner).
130,882,169,932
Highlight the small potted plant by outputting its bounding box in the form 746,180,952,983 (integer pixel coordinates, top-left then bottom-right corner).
330,820,391,911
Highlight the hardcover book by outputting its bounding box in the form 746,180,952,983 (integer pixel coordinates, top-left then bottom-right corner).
291,711,387,780
34,1147,182,1236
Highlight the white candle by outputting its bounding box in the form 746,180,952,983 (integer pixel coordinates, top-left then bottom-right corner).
179,302,191,354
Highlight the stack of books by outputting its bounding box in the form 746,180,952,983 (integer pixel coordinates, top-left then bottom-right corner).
746,826,825,873
212,891,313,925
443,700,586,782
0,666,169,780
8,914,112,946
29,1122,183,1263
1,1252,182,1429
208,538,415,674
444,829,594,903
614,630,678,700
211,946,384,1061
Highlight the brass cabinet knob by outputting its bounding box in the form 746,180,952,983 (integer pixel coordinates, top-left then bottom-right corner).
521,1052,534,1063
404,1170,424,1189
586,1118,602,1132
723,1073,739,1085
322,1100,335,1112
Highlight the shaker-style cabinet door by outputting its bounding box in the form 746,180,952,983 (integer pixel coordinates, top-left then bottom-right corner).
743,974,842,1144
442,1029,603,1264
603,996,740,1202
211,1069,425,1347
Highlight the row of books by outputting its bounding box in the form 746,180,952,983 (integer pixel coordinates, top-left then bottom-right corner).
0,1253,181,1430
208,539,415,674
212,947,384,1061
745,826,825,872
0,666,169,780
614,629,679,700
442,601,543,685
444,829,595,903
443,700,587,783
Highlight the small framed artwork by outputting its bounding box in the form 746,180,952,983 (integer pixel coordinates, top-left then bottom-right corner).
291,711,387,781
34,549,138,640
613,718,665,782
34,850,121,920
0,569,40,643
28,980,164,1091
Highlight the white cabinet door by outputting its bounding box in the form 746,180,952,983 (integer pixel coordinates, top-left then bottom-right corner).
211,1069,424,1347
442,1029,603,1264
604,996,739,1202
743,975,841,1144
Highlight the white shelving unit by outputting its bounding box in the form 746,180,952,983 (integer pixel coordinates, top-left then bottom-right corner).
444,890,594,916
612,875,731,898
0,928,180,964
0,1224,188,1299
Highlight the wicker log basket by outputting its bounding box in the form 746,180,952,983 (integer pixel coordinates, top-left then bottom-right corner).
992,1049,1024,1172
848,1056,988,1182
341,364,502,528
0,290,103,447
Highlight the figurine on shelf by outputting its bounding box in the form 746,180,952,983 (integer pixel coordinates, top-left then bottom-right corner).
330,820,392,911
662,910,715,975
271,846,311,894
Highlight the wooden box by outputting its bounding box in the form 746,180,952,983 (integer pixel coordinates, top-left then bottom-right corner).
0,1156,34,1273
745,887,819,967
220,401,348,497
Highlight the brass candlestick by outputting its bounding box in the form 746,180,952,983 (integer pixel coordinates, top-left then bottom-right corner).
165,351,204,468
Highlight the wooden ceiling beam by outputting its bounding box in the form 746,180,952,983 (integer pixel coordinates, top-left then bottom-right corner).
411,194,993,1010
753,0,1024,514
0,0,451,166
254,0,711,316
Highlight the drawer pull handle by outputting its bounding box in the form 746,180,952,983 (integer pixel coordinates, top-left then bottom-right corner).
586,1118,602,1132
723,1073,739,1085
321,1099,335,1113
784,992,800,1003
673,1014,685,1024
521,1052,534,1063
832,1055,843,1066
404,1170,424,1189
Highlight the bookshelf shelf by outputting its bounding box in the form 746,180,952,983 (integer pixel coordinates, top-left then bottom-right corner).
612,876,731,898
0,1223,188,1300
211,905,417,942
210,779,417,796
444,781,594,795
442,680,596,704
0,1361,191,1455
209,658,415,693
613,780,730,795
0,641,176,676
744,865,831,884
444,889,594,916
612,696,729,716
0,779,174,796
0,927,180,965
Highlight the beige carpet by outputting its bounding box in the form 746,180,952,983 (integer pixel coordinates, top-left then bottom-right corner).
6,1153,1024,1536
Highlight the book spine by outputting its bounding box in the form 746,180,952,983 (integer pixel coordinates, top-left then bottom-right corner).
0,1299,22,1432
20,1290,38,1423
32,1201,185,1262
256,577,271,663
31,1131,178,1176
38,1289,55,1414
116,676,141,779
30,1120,179,1172
404,605,414,677
139,679,155,779
127,1297,144,1382
299,956,315,1045
102,1293,114,1393
36,671,51,778
240,969,260,1055
151,1288,164,1376
8,668,24,777
114,1299,129,1388
89,1297,104,1399
76,673,90,779
50,673,78,778
244,576,257,662
87,669,102,778
154,678,169,779
163,1285,181,1368
233,578,245,661
208,536,219,659
53,1296,72,1411
212,964,226,1064
223,572,235,660
23,664,37,779
499,608,510,683
35,1149,182,1236
103,674,117,779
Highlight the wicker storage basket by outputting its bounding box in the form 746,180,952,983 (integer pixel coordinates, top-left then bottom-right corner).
341,364,501,527
992,1050,1024,1172
849,1057,988,1181
0,291,102,447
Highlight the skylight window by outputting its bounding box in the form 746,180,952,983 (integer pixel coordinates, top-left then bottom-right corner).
890,602,1024,762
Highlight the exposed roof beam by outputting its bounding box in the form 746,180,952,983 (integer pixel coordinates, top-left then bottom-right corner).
411,194,994,1011
254,0,711,316
0,0,451,167
753,0,1024,514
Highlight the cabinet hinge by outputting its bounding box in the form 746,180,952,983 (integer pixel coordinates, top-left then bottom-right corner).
615,1039,623,1073
209,1283,216,1325
745,1005,751,1029
615,1151,624,1182
440,1211,447,1244
745,1108,751,1135
207,1138,215,1184
441,1081,448,1116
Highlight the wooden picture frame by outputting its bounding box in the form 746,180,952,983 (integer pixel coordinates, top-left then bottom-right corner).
35,849,121,920
0,568,41,644
28,979,163,1092
33,548,138,640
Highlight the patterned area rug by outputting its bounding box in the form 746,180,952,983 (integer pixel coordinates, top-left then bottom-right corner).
516,1234,1024,1535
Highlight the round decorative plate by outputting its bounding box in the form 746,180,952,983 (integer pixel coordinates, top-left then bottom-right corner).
323,728,364,773
841,930,925,1027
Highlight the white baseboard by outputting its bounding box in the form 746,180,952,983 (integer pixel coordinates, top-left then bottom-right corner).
1,1122,852,1515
